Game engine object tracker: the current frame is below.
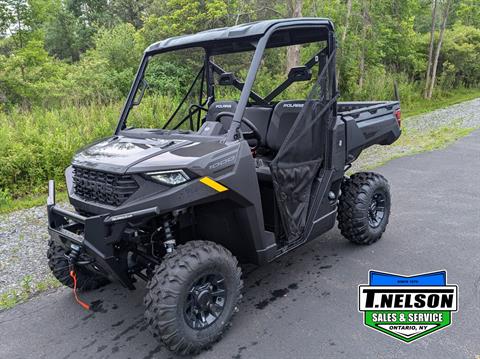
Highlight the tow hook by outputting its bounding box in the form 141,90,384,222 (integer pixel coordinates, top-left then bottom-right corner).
65,243,94,266
68,244,82,265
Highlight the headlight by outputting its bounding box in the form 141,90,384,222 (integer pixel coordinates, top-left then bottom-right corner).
146,170,190,186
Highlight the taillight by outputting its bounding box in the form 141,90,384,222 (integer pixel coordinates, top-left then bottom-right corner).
394,109,401,128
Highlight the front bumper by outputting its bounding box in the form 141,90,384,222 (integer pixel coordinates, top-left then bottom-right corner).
47,180,159,289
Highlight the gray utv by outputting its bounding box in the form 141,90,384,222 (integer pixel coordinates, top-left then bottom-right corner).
47,18,401,354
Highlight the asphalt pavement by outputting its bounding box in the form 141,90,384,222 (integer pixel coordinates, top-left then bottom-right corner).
1,131,479,359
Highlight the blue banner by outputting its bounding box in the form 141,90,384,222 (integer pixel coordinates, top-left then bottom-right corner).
370,271,446,286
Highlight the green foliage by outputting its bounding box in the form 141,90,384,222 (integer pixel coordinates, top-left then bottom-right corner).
93,23,142,71
142,0,231,42
110,0,153,29
2,87,478,211
44,4,84,61
0,102,121,196
441,25,480,87
0,36,70,107
455,0,480,28
401,87,480,117
1,0,479,109
0,0,32,37
0,188,12,207
0,0,480,204
86,23,143,94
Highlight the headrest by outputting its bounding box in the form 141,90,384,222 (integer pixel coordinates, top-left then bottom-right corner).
206,101,238,122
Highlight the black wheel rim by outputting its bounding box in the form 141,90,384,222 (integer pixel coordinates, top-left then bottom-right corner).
368,192,386,228
184,273,227,329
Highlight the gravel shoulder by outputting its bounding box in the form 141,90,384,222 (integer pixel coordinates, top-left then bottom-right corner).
1,97,480,307
350,97,480,172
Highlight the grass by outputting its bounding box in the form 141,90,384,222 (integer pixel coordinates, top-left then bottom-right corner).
0,88,479,214
349,115,478,175
0,93,478,311
0,95,177,213
397,124,475,152
0,275,61,311
401,88,480,118
0,190,68,214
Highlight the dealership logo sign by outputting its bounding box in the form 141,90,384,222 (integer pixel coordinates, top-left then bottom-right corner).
359,271,458,343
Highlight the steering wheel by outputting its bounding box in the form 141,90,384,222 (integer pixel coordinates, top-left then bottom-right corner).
188,104,208,113
214,112,262,150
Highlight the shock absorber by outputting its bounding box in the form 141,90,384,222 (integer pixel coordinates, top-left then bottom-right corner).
163,217,176,253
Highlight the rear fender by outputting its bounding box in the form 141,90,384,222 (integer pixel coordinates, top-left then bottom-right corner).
344,110,401,164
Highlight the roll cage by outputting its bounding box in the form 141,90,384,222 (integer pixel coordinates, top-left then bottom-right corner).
115,18,336,141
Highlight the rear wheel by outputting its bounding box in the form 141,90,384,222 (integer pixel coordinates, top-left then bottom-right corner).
144,241,243,355
47,240,109,291
337,172,391,245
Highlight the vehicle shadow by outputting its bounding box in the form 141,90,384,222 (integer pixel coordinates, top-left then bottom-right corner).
47,228,362,359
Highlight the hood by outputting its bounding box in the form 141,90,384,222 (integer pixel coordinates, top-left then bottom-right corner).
72,135,226,173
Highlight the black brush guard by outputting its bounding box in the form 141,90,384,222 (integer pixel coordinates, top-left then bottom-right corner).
47,180,159,289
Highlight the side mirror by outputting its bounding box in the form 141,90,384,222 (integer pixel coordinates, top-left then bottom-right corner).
218,72,236,86
288,66,312,82
133,78,148,106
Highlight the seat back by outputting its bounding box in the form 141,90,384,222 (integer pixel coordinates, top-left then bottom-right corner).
266,100,305,151
205,101,238,123
244,106,273,146
206,101,273,146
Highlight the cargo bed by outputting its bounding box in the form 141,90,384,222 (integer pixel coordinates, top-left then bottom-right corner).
337,101,401,164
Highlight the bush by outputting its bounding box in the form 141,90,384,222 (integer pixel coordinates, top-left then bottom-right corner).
0,102,121,197
0,37,70,109
0,94,182,198
441,25,480,88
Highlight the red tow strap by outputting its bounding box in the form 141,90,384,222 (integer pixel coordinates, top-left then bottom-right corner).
69,269,90,310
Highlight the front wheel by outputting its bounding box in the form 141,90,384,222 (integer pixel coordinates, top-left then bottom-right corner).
144,241,243,355
337,172,391,245
47,240,109,291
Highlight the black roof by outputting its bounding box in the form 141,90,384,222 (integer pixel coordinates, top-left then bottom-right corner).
146,18,334,54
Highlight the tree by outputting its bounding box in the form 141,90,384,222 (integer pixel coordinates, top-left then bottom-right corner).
441,24,480,87
0,0,32,49
427,0,453,99
358,0,370,89
93,23,141,71
424,0,437,98
66,0,113,27
455,0,480,28
285,0,303,73
0,1,13,36
147,0,231,35
44,6,83,61
335,0,352,84
111,0,153,29
341,0,352,45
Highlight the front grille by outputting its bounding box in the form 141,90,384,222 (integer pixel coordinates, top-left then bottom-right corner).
73,167,139,206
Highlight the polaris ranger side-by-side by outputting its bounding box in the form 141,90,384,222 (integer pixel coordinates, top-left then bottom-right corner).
47,18,401,354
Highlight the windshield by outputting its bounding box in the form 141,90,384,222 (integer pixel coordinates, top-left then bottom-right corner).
120,26,330,134
127,47,207,131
